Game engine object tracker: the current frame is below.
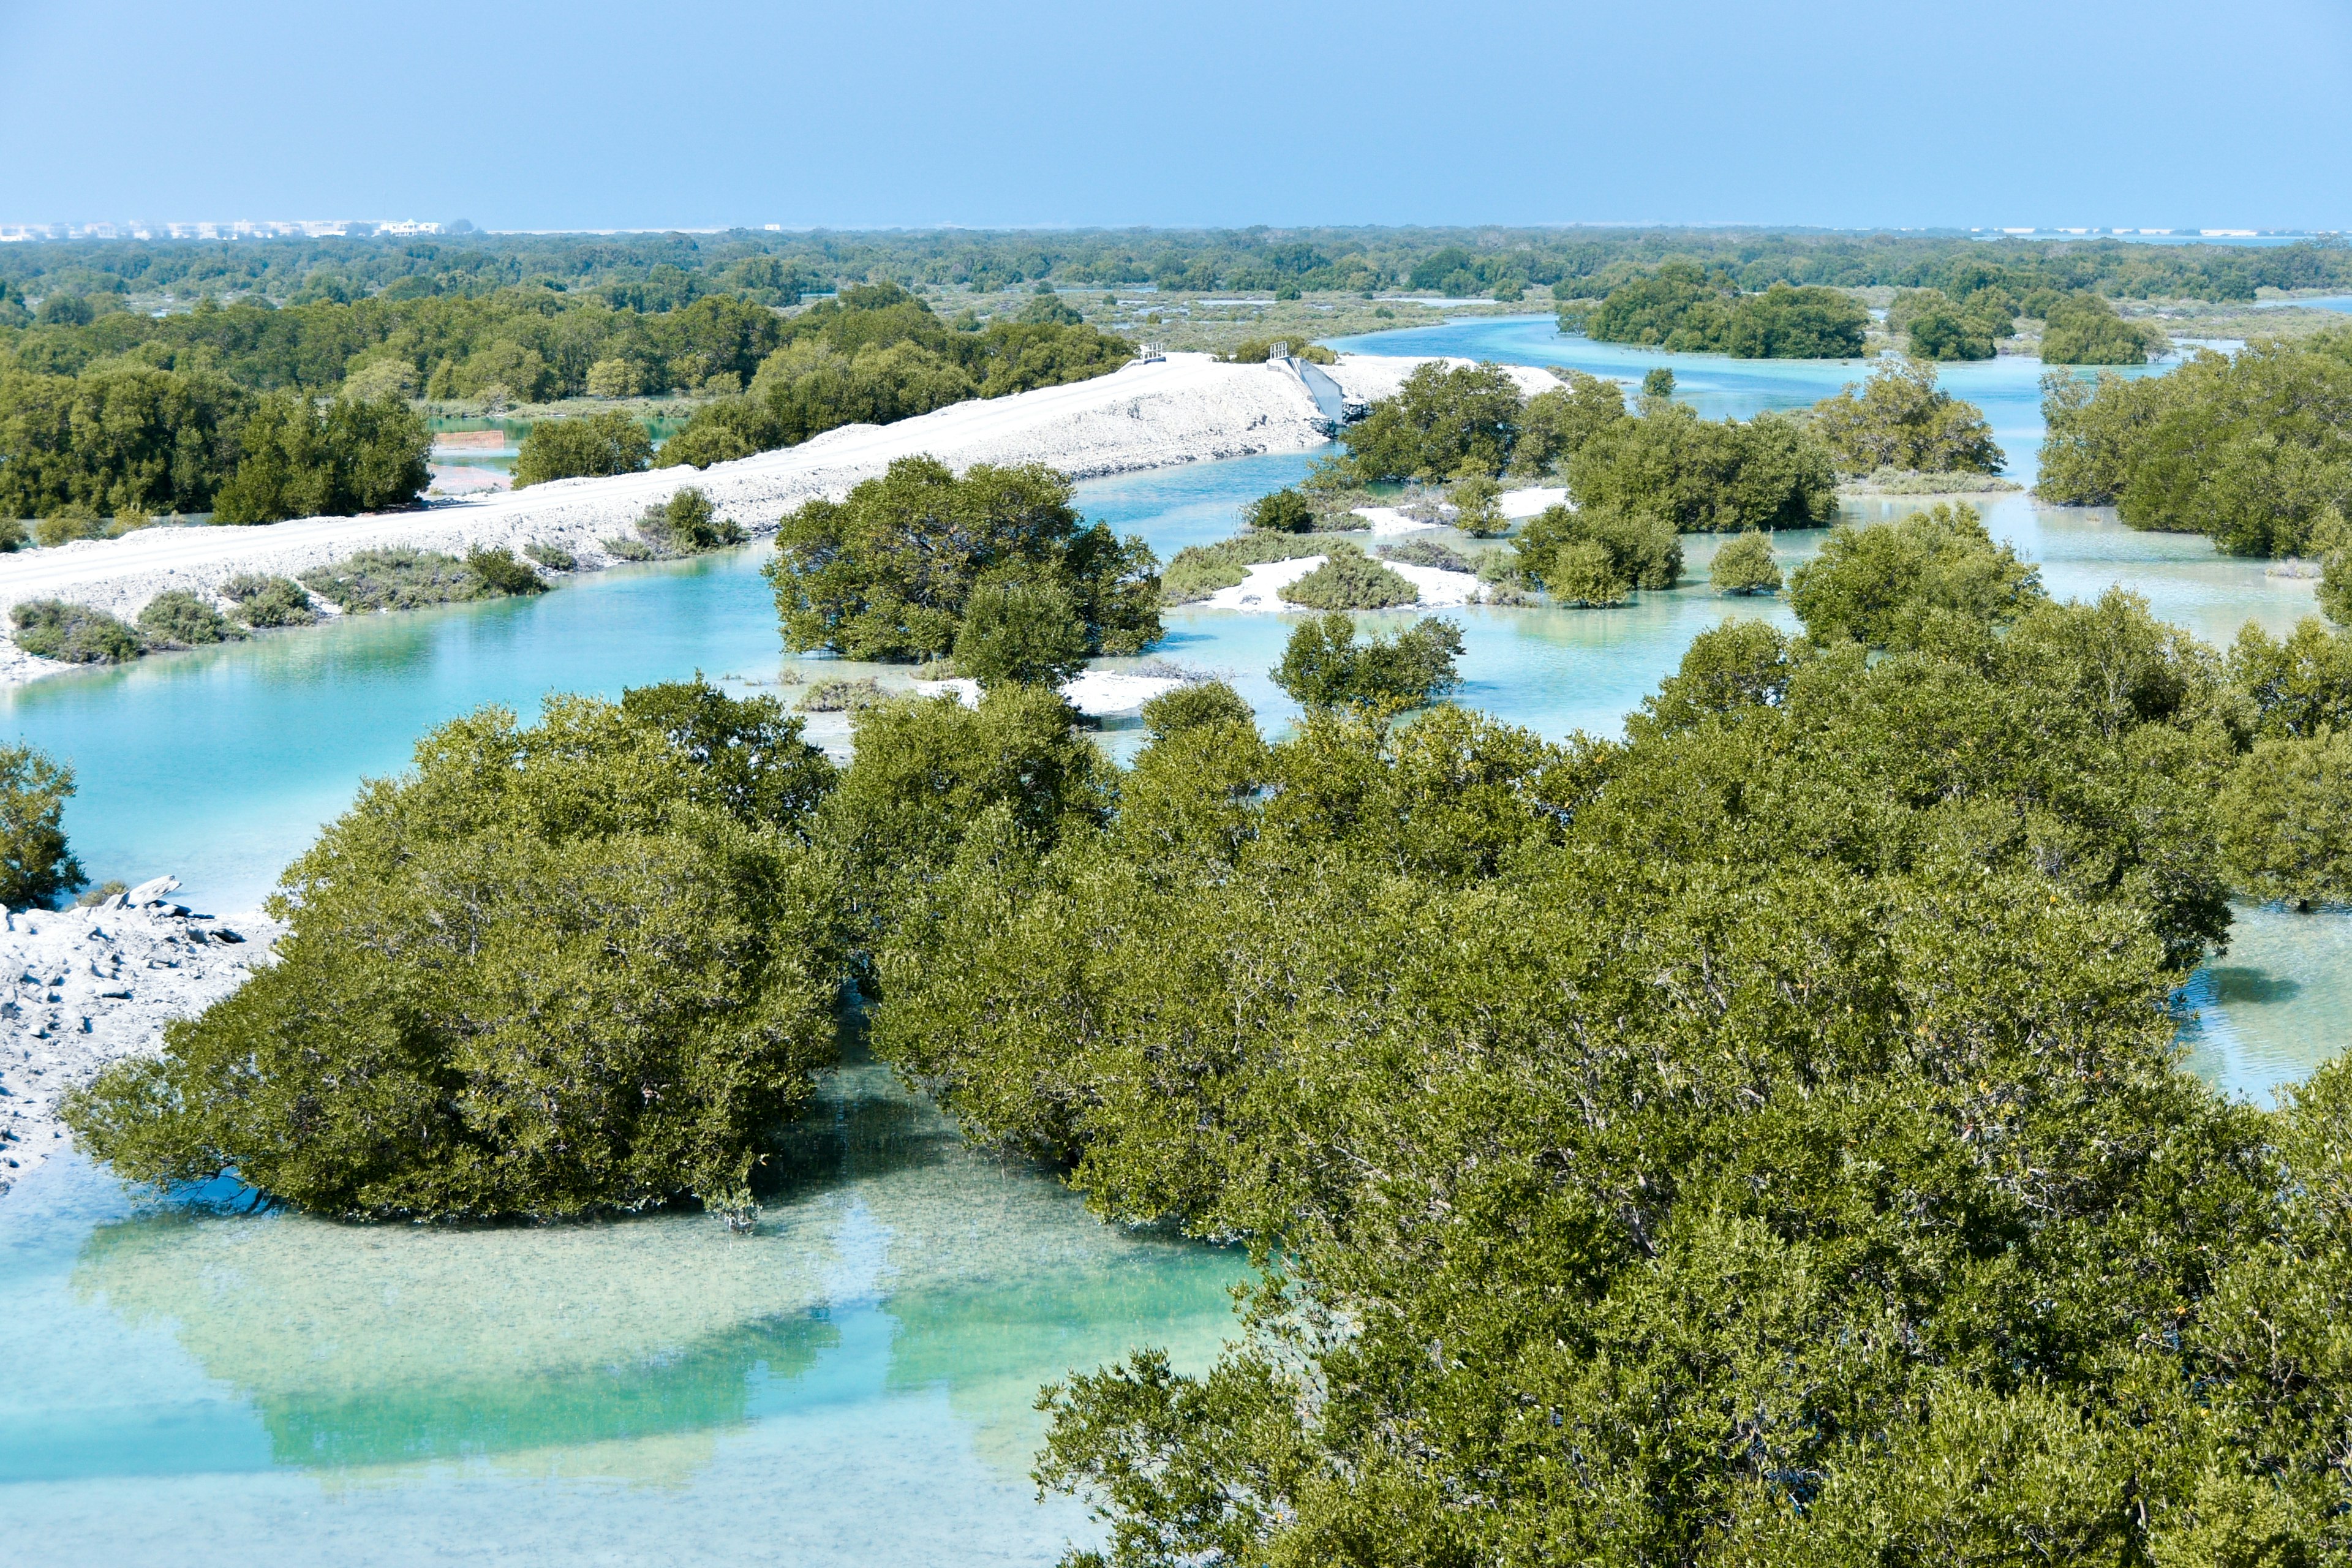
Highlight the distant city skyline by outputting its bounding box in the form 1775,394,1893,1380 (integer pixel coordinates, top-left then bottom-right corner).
1,0,2346,232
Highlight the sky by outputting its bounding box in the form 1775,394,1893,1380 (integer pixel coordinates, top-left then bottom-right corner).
2,0,2348,233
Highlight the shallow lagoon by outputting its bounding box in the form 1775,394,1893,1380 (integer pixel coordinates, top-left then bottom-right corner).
4,322,2350,1561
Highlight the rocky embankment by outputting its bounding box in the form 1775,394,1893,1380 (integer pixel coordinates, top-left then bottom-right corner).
0,876,277,1197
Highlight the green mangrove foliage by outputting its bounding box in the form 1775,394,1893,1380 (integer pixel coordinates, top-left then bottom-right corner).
766,456,1159,663
211,393,429,523
2031,288,2165,365
512,409,654,487
1809,356,2005,475
857,556,2352,1566
1568,396,1838,532
1509,370,1629,476
0,368,428,522
657,284,1131,469
1581,260,1869,357
62,683,843,1219
1243,488,1315,533
1707,529,1783,594
1215,337,1336,364
1889,284,2018,360
1270,612,1463,712
1517,503,1682,605
1276,544,1420,610
1161,533,1333,605
1335,362,1835,532
2216,728,2352,907
2039,332,2352,556
1789,502,2044,651
954,570,1094,688
0,743,82,907
1336,361,1526,481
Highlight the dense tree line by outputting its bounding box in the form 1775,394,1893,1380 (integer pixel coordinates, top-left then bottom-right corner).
7,228,2343,314
0,363,427,521
1,288,793,402
655,285,1131,469
2040,330,2352,556
1581,261,1871,357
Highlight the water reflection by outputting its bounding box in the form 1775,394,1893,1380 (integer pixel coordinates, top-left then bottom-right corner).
35,1052,1239,1494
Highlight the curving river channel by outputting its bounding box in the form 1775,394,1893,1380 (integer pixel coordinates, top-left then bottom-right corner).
1,318,2345,1564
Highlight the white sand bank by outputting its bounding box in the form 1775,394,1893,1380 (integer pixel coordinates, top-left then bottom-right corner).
1197,555,1483,614
0,352,1483,686
0,876,279,1199
911,670,1188,714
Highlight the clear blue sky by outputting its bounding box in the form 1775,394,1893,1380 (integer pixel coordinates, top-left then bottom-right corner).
3,0,2347,232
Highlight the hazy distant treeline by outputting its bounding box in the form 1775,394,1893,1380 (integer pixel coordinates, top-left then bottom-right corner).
1,227,2344,316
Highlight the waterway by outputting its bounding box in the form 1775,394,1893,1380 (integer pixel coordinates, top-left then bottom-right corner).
2,318,2346,1562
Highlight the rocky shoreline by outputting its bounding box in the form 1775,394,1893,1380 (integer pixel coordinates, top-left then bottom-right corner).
0,877,278,1199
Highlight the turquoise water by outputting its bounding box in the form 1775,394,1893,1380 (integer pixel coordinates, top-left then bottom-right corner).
2,321,2348,1562
1,1057,1242,1564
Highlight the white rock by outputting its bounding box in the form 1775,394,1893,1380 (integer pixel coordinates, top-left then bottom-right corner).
0,892,280,1201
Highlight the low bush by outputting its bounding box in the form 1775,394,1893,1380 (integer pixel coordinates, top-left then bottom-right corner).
12,599,143,663
300,549,499,612
524,541,577,571
1162,534,1333,604
1379,538,1473,573
799,677,891,712
1708,530,1784,594
637,488,744,556
34,505,107,549
135,590,246,648
464,546,549,597
1245,488,1315,533
1280,544,1421,610
220,574,317,627
0,520,25,554
1140,679,1254,740
1543,540,1630,606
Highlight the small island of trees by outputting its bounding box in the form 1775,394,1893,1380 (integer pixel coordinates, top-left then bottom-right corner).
1577,259,1869,358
